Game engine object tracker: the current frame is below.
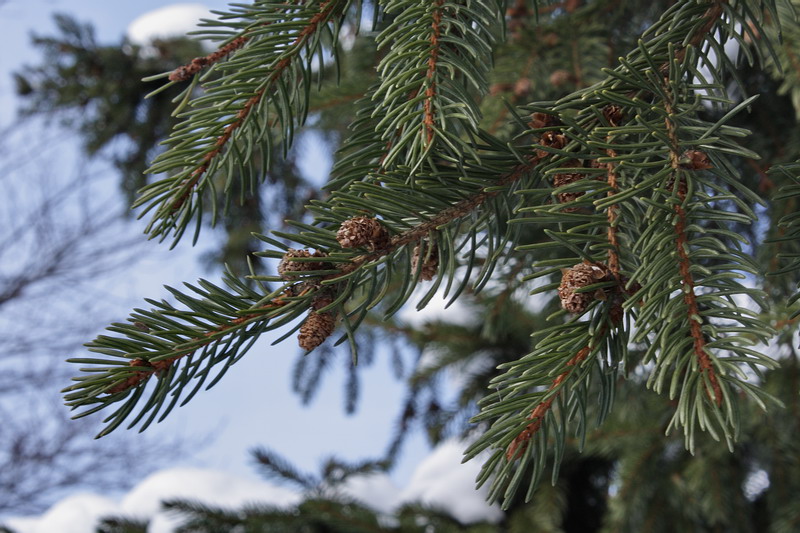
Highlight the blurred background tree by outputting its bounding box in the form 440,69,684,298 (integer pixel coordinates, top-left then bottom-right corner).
0,125,183,514
6,0,800,531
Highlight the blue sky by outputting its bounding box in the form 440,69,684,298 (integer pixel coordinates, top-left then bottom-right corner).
0,0,466,525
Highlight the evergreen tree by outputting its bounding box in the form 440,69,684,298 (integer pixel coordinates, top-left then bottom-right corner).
54,0,800,529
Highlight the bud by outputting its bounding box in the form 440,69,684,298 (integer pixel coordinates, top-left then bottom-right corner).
680,150,712,170
558,262,612,313
412,241,439,281
552,172,587,212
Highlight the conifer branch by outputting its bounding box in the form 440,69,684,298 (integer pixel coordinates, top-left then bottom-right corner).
371,0,500,169
103,293,296,395
334,155,541,276
505,343,593,461
170,0,339,212
139,0,348,242
662,86,722,407
66,152,542,431
422,0,444,146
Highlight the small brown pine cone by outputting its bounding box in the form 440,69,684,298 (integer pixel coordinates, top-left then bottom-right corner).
298,311,336,351
665,175,688,197
536,131,568,158
681,150,712,170
602,105,624,127
278,249,329,280
337,216,390,251
411,242,439,281
539,131,568,149
553,172,586,211
558,262,612,314
529,112,561,130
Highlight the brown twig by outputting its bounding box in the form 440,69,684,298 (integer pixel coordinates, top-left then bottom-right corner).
506,345,593,460
604,145,620,277
105,293,299,394
662,87,723,407
333,154,542,278
423,0,445,146
168,36,249,82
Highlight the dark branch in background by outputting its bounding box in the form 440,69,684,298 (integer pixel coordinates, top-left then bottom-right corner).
0,134,181,513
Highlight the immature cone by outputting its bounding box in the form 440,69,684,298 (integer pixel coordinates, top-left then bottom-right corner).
539,130,567,149
681,150,713,170
602,105,624,127
535,130,568,159
336,216,390,251
558,262,613,314
277,249,329,280
298,310,336,351
411,242,439,281
529,112,561,130
552,172,587,212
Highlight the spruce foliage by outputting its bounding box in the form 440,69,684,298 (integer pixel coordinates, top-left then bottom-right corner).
57,0,800,516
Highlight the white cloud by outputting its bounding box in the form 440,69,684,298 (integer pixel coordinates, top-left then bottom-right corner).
5,493,118,533
4,468,300,533
119,468,301,533
4,442,502,531
127,4,213,46
398,439,503,524
338,441,502,525
338,473,402,515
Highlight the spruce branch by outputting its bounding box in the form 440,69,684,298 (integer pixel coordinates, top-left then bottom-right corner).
137,0,350,244
65,152,542,435
371,0,501,169
504,343,593,462
661,84,722,406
